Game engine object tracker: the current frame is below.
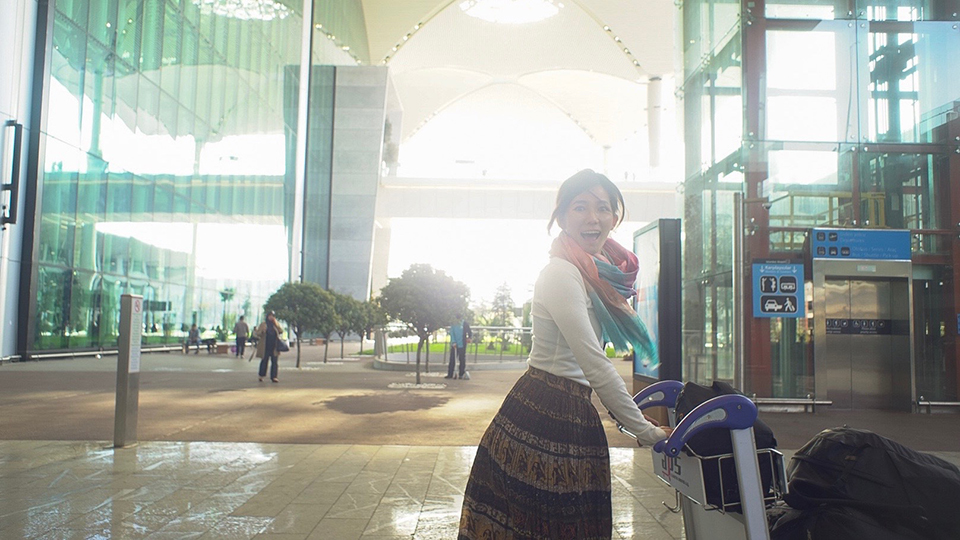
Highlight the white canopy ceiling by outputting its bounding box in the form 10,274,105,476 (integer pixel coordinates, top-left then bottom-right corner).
359,0,679,148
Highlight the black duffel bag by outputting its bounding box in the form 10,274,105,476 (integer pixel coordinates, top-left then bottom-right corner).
770,504,932,540
783,427,960,540
674,381,779,512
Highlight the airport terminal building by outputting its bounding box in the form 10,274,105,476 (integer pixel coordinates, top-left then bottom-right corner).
2,0,960,410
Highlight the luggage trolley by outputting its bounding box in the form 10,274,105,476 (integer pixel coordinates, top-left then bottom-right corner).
620,381,787,540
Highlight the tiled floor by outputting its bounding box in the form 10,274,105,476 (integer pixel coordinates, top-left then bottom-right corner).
0,441,684,540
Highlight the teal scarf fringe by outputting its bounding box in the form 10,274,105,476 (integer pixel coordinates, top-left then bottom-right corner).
592,258,659,366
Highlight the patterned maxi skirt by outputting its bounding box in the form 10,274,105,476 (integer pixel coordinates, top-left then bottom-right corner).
458,367,612,539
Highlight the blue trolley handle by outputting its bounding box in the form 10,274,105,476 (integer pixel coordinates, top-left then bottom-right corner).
633,380,684,410
613,380,683,439
653,394,758,456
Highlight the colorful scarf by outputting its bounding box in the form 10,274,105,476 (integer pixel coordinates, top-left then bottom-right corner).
551,232,658,364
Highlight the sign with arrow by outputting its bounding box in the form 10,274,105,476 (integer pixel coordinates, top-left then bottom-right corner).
753,261,804,318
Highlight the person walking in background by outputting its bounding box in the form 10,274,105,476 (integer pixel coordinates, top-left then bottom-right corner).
187,323,200,354
446,317,473,380
233,316,249,358
458,169,671,539
254,311,284,382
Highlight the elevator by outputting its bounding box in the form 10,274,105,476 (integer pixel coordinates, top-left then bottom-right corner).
811,229,915,412
821,278,912,410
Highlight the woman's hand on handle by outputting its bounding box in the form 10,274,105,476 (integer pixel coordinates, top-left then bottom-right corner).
638,426,673,447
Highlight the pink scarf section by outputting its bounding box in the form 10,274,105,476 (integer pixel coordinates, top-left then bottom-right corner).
550,232,639,315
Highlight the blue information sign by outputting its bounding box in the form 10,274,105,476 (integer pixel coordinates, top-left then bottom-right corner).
811,228,911,260
753,261,804,318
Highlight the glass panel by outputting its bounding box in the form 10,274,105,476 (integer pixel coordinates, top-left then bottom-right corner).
864,22,960,143
36,266,72,349
858,151,944,233
116,4,138,71
140,0,164,76
767,0,847,20
763,143,855,241
69,270,100,347
34,0,304,350
50,12,87,149
162,1,183,73
768,281,814,397
683,0,741,82
87,0,118,46
914,274,949,400
858,0,953,21
682,182,737,385
766,0,954,21
766,23,860,143
713,40,743,164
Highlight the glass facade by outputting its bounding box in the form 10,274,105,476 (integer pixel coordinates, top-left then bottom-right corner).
30,0,306,350
682,0,960,398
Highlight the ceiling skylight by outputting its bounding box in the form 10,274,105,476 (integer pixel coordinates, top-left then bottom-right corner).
459,0,563,24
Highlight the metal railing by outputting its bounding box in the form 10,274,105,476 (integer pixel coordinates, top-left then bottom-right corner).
917,396,960,414
381,324,533,365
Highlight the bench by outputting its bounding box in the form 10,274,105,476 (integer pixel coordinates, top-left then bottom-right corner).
183,338,218,354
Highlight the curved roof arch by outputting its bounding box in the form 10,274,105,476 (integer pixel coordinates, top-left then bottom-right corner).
357,0,680,178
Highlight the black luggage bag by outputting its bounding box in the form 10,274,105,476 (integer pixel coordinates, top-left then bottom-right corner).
770,505,932,540
675,381,780,512
781,426,960,540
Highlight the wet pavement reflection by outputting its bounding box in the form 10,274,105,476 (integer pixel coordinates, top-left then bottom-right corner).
0,441,684,539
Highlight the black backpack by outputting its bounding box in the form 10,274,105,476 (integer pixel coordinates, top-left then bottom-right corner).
674,381,779,512
675,381,778,455
783,427,960,540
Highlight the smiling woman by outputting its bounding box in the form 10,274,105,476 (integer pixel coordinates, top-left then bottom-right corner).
457,169,666,539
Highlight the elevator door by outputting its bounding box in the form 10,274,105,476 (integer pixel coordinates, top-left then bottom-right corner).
823,278,911,410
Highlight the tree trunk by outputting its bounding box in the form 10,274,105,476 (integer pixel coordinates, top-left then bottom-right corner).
340,334,345,359
295,330,301,368
323,339,329,363
415,336,424,385
359,333,364,355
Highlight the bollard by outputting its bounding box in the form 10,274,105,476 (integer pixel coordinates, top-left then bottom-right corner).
114,294,143,448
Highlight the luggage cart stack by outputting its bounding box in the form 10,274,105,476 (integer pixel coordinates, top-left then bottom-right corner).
620,381,787,540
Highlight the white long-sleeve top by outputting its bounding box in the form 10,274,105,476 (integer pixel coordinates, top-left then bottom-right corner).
527,257,667,446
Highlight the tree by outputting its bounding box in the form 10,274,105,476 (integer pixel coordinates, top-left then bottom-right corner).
492,282,515,326
219,287,235,333
491,282,516,351
332,292,363,359
379,264,469,384
264,282,336,368
359,298,388,355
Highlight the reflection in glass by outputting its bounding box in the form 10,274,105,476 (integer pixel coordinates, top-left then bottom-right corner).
865,23,960,143
32,0,303,351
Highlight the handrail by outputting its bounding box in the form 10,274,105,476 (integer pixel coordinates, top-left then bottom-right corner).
2,120,22,226
25,345,185,361
917,396,960,414
750,393,832,413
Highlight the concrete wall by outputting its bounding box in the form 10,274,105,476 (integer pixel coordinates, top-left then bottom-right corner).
327,66,388,300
